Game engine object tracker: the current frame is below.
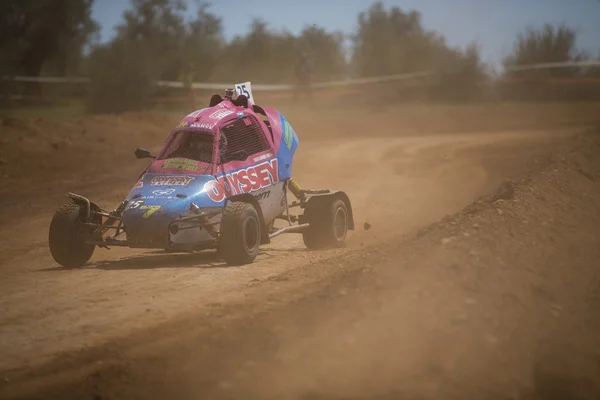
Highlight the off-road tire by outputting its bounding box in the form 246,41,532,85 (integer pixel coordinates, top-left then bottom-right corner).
49,203,96,268
218,202,261,266
302,198,348,250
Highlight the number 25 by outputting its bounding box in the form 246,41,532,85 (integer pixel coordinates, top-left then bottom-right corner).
236,85,250,99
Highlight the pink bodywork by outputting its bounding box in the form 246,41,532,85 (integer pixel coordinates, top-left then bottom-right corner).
146,99,286,176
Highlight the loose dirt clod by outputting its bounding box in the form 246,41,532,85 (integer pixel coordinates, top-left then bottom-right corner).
492,179,515,201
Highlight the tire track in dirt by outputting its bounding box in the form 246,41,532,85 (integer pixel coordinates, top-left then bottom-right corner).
3,130,598,400
0,128,576,376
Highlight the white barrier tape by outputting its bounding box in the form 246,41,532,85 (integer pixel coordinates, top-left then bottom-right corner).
2,76,91,83
310,71,435,89
507,60,600,72
155,81,294,91
3,60,599,88
157,72,435,91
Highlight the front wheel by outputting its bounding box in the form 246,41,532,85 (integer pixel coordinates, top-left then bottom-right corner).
218,202,261,266
302,198,348,250
48,203,96,267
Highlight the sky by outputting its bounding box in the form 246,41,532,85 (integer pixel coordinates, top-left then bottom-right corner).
91,0,600,68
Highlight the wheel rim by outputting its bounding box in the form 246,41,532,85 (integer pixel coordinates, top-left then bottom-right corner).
243,217,259,252
333,206,347,241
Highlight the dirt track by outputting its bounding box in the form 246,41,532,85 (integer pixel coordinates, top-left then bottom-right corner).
0,104,599,399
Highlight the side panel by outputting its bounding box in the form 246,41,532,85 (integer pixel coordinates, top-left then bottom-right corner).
261,107,299,179
202,158,281,205
275,113,299,180
253,181,286,224
168,211,221,249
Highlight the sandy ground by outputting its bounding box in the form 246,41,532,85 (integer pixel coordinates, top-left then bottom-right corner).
0,102,598,399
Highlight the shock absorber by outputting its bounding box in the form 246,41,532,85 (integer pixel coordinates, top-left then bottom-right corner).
93,201,126,239
288,178,305,200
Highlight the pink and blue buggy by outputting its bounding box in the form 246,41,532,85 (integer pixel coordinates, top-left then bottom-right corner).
48,84,354,267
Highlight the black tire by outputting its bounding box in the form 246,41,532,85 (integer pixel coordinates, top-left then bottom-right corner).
302,198,348,250
48,203,96,267
218,202,261,266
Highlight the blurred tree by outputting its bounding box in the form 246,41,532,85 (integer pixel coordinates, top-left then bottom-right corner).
87,38,157,113
0,0,98,77
352,2,426,77
503,24,580,76
351,1,485,100
296,25,347,82
86,0,227,112
115,0,187,80
212,19,346,84
500,24,600,101
183,2,224,82
87,0,189,113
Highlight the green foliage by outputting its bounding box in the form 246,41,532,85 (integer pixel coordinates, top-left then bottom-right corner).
183,3,224,82
116,0,188,81
0,0,98,77
504,24,578,71
86,38,159,113
0,0,98,105
351,2,481,76
5,0,597,110
352,2,427,77
500,23,600,101
86,0,193,113
212,20,347,84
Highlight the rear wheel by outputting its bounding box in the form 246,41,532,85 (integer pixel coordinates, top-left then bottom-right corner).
218,202,261,266
49,203,96,267
302,198,348,250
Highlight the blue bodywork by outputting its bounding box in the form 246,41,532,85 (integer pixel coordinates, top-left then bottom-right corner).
122,173,218,248
275,113,299,180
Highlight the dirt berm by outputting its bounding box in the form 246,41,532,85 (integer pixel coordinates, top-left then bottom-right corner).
2,131,600,399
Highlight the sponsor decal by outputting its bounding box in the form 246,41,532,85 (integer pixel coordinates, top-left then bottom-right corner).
236,112,244,118
208,109,233,120
133,180,143,189
161,158,199,171
186,108,207,118
176,121,190,128
203,159,279,203
254,191,271,201
126,199,144,210
271,114,281,128
142,195,175,200
283,120,294,150
189,122,215,130
176,120,214,130
253,152,273,163
150,175,195,186
152,189,176,196
140,205,161,219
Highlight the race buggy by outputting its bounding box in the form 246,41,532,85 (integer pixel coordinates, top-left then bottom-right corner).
48,83,354,267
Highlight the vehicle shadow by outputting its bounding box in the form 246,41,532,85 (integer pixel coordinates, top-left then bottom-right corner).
40,246,307,271
40,246,312,272
93,250,229,270
40,250,229,272
260,247,311,254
